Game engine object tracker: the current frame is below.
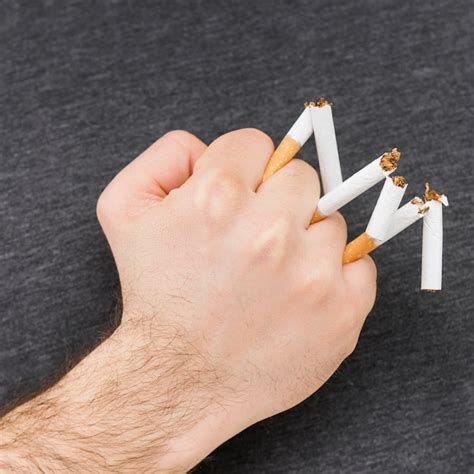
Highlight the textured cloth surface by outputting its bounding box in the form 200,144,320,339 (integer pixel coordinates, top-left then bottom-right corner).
0,0,473,472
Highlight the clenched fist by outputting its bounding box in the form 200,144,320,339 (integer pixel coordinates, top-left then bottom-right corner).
1,129,376,473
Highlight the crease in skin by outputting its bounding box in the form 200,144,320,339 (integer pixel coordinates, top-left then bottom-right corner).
252,218,291,265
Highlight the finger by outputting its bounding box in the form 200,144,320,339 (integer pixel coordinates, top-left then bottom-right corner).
306,212,348,261
343,255,377,320
194,128,274,191
112,130,206,198
257,159,320,227
97,130,206,224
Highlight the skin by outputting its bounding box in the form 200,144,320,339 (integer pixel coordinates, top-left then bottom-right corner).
0,129,376,472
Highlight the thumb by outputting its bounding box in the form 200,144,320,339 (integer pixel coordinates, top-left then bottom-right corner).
97,130,207,229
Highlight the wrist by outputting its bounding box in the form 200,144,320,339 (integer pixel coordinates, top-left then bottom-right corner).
1,316,250,472
104,317,252,471
107,318,249,470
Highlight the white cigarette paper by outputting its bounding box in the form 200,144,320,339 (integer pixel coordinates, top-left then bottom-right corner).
421,194,448,291
262,105,314,181
309,103,343,194
366,177,408,243
317,149,400,217
286,106,314,146
382,198,426,243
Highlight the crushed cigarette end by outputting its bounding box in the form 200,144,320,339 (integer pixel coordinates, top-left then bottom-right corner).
423,182,442,202
410,196,429,214
392,175,407,187
304,97,332,108
380,148,401,171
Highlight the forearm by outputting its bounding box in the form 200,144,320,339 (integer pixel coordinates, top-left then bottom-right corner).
0,351,120,472
0,127,377,471
0,322,231,472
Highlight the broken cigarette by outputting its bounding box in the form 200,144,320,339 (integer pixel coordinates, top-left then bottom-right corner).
343,175,408,264
262,104,314,181
308,98,343,194
343,196,428,263
383,197,428,242
421,183,449,291
311,148,401,224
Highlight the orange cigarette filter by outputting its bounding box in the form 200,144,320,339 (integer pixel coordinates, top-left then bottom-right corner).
262,99,330,182
343,232,379,264
262,103,406,265
342,175,408,264
262,136,301,181
310,210,325,224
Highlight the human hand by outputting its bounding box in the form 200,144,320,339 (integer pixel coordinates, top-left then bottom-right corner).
0,129,376,472
96,128,377,469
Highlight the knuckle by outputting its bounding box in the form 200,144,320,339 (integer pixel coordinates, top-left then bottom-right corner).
164,129,194,141
282,160,319,195
291,159,318,181
193,167,243,224
251,216,292,266
299,260,337,297
298,271,321,296
215,128,274,155
329,212,348,236
163,130,201,150
212,167,243,191
238,128,274,150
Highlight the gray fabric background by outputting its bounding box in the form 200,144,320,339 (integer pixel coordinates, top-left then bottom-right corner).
1,0,473,472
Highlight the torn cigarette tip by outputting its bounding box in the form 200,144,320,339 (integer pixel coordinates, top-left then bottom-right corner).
392,175,407,187
309,97,343,194
424,182,449,206
366,175,408,243
421,182,448,291
314,148,401,221
304,97,332,108
380,148,401,172
383,197,427,243
262,105,313,181
343,175,408,264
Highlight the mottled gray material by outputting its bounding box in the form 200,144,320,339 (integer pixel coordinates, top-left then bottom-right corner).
0,0,473,472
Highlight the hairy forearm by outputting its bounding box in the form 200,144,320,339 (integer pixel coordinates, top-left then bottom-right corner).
0,321,231,472
0,127,377,471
